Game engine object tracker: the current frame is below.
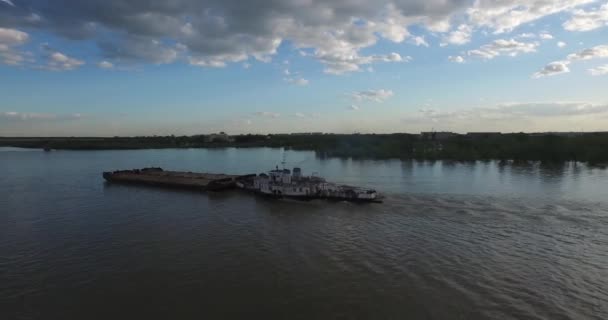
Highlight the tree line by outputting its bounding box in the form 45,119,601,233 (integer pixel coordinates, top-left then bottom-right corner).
2,132,608,163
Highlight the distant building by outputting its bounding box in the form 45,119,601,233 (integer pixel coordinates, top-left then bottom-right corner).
420,131,459,140
205,132,234,143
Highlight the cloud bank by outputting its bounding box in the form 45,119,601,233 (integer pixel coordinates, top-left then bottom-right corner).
0,0,602,72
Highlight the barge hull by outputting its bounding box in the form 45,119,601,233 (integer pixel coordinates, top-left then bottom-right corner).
103,168,252,191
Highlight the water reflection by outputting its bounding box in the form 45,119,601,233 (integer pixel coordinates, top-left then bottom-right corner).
2,148,608,320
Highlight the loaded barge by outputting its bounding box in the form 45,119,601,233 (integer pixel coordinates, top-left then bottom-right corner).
103,167,382,202
102,167,254,191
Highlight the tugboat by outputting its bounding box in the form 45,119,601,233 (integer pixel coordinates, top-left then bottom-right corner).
236,167,381,202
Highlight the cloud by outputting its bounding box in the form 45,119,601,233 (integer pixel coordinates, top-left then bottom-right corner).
293,112,319,118
467,0,595,34
532,61,571,78
563,4,608,32
45,51,85,71
417,102,608,123
494,102,608,117
254,111,280,118
468,39,539,60
517,33,537,39
567,45,608,61
0,0,14,6
557,41,567,48
97,60,114,69
589,64,608,76
411,36,429,47
285,77,309,86
2,1,454,74
515,32,553,40
448,55,465,63
0,0,599,74
351,89,394,103
535,45,608,78
309,50,409,75
0,111,83,121
0,27,29,65
0,27,27,45
100,36,178,65
349,105,360,111
443,24,472,45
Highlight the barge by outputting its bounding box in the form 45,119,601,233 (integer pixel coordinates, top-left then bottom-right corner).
102,167,254,191
103,167,381,202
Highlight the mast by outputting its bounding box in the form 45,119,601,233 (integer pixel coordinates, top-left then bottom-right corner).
281,148,286,169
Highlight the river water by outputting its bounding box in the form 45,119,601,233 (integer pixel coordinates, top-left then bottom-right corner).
1,147,607,319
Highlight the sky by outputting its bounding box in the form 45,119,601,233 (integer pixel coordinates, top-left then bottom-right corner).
1,0,608,136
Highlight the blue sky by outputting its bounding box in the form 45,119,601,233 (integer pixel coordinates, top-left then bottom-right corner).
1,0,608,136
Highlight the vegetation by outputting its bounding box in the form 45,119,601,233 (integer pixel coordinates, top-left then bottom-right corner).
2,132,608,163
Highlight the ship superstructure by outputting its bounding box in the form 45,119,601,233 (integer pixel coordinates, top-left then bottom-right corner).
237,167,380,202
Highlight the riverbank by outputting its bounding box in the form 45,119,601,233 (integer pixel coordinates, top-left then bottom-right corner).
2,132,608,163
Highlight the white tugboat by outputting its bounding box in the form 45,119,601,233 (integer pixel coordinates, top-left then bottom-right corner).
236,167,381,202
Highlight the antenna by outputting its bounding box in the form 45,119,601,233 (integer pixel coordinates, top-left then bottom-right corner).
281,148,287,169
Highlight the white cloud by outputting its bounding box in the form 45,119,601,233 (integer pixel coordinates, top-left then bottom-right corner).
285,77,309,86
45,51,84,71
351,89,394,103
467,0,595,34
444,24,472,45
416,102,608,123
0,0,14,6
98,60,114,69
0,28,29,65
532,61,571,78
0,111,83,121
254,111,280,118
535,45,608,78
563,4,608,32
0,28,28,45
567,45,608,61
411,36,429,47
517,33,537,39
557,41,567,48
292,112,319,118
308,48,409,75
468,39,539,60
517,31,553,40
448,55,465,63
349,105,360,111
589,64,608,76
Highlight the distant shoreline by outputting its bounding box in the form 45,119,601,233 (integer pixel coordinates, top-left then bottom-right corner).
2,132,608,163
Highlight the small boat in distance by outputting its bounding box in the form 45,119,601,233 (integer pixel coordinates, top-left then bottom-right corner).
236,167,382,202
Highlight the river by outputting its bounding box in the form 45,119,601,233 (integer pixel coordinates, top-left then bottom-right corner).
1,147,607,319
